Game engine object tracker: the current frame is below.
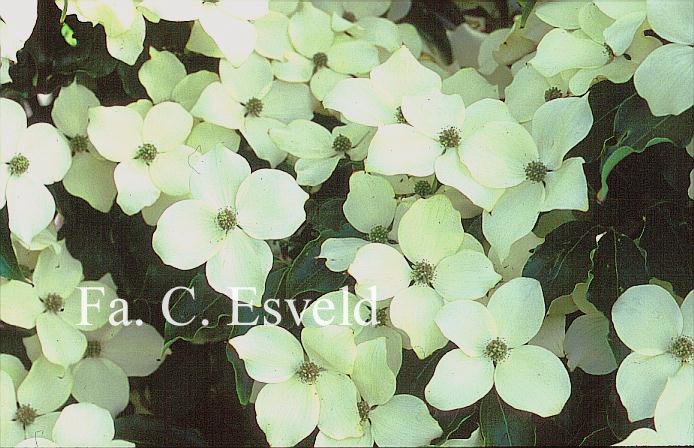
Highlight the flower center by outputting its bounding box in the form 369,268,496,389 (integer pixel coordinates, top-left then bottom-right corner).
544,87,563,102
603,43,615,58
43,293,64,313
312,52,328,68
357,400,370,421
135,143,158,165
15,404,38,427
395,106,407,124
85,340,102,358
525,161,548,183
414,180,433,197
8,154,30,176
368,225,389,243
332,135,352,153
376,307,389,327
216,208,237,232
484,338,509,363
70,135,90,153
411,260,435,285
296,361,321,384
669,335,694,363
245,97,263,117
438,127,461,149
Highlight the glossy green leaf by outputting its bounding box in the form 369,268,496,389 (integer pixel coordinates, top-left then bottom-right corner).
586,229,648,317
597,96,694,202
479,392,536,446
523,221,601,303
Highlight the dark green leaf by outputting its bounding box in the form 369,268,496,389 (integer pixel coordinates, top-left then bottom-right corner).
163,273,233,349
226,344,254,406
285,226,356,299
479,392,536,446
519,0,537,26
0,208,24,281
637,205,693,297
312,197,346,232
115,414,207,446
597,97,694,201
522,221,601,303
586,229,648,317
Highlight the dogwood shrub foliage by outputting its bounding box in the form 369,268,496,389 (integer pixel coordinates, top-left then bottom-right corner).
0,0,692,446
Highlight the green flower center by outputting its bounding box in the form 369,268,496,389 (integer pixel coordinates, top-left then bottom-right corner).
484,338,509,363
216,208,237,232
135,143,158,165
669,335,694,363
357,400,370,421
8,154,30,176
438,127,461,149
376,307,389,327
43,293,64,313
312,52,328,68
603,43,615,58
544,87,563,102
411,260,435,285
395,106,407,124
332,135,352,153
414,180,433,197
245,97,263,117
85,340,102,358
297,361,321,384
368,225,389,243
15,404,38,427
525,161,548,183
70,135,90,153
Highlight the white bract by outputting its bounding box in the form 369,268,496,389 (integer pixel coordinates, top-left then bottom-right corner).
0,98,71,245
349,195,501,358
51,81,117,213
612,285,693,422
425,277,571,417
87,101,197,215
230,325,362,446
153,145,308,305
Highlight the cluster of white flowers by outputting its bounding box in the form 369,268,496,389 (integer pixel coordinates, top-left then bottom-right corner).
1,0,692,446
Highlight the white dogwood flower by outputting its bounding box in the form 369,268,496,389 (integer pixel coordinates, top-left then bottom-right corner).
612,285,693,422
367,90,466,177
192,53,314,167
0,243,114,368
426,277,571,417
87,101,198,215
323,46,441,127
349,195,501,358
51,81,117,213
230,325,363,446
270,120,372,186
153,145,308,305
1,98,71,244
459,95,593,260
1,356,73,447
0,0,37,63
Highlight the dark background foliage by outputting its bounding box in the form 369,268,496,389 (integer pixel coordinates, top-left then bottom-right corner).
1,0,692,446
